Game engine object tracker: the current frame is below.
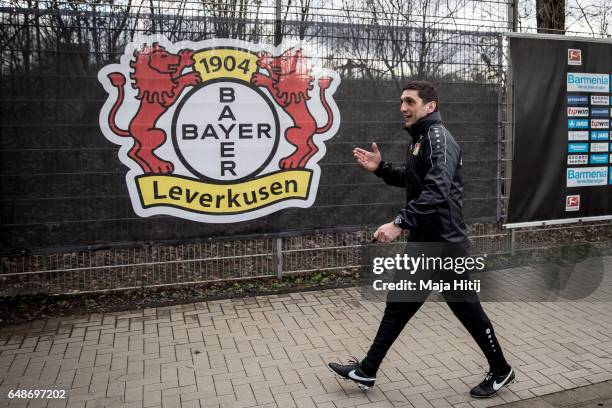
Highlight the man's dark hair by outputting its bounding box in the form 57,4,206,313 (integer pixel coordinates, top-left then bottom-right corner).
403,81,439,111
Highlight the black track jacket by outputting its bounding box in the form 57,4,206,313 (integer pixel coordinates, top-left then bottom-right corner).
374,111,468,243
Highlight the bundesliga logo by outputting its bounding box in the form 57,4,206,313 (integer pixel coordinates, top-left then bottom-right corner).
567,49,582,65
565,195,580,212
98,37,340,222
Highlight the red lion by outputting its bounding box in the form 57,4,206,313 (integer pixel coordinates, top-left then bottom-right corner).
251,49,334,169
106,43,201,173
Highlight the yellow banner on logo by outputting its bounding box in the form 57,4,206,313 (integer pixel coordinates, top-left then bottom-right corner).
137,170,313,214
193,48,258,83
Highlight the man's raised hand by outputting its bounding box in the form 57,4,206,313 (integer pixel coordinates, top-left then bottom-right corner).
353,143,382,172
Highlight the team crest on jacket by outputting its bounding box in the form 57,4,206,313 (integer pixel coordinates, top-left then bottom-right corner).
98,36,340,222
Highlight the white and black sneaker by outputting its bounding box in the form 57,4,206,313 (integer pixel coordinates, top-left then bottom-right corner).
328,357,376,390
470,367,515,398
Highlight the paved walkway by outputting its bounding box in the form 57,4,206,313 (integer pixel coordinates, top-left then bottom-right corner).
495,380,612,407
1,274,612,407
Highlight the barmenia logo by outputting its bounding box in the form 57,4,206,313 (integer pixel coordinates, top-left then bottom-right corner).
98,36,340,223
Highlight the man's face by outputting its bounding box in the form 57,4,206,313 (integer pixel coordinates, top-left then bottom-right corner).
400,89,436,128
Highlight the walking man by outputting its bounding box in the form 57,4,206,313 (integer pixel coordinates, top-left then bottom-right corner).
328,81,514,398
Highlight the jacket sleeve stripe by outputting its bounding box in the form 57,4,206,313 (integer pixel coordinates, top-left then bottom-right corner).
427,128,435,167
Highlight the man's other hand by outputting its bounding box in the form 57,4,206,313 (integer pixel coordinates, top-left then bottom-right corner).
353,143,382,172
373,221,402,243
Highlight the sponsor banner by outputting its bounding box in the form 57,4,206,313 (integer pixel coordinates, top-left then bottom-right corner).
567,154,589,164
590,142,609,152
508,37,612,223
568,49,582,65
568,119,589,129
569,131,589,141
591,130,609,140
565,195,580,211
568,107,589,117
98,36,341,223
589,154,609,164
567,95,589,105
568,143,589,153
591,95,610,105
567,73,610,93
566,166,608,187
591,107,610,117
591,119,610,129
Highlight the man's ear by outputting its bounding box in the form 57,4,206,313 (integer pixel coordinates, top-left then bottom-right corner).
426,101,437,113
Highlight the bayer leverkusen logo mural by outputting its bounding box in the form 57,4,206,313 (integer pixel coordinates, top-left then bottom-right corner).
98,37,340,222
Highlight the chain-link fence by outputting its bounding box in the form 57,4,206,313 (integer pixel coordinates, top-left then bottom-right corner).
3,221,612,296
2,0,612,296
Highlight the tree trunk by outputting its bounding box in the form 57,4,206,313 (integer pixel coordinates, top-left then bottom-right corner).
536,0,565,34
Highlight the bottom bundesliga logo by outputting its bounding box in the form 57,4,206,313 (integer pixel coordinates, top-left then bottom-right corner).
99,36,341,222
565,195,580,212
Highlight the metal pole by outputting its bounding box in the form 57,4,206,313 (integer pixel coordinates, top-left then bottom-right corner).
276,237,283,279
274,0,282,46
508,0,518,32
496,34,503,223
504,26,516,225
510,229,516,256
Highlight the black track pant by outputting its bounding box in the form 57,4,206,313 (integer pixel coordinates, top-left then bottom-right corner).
360,242,510,376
